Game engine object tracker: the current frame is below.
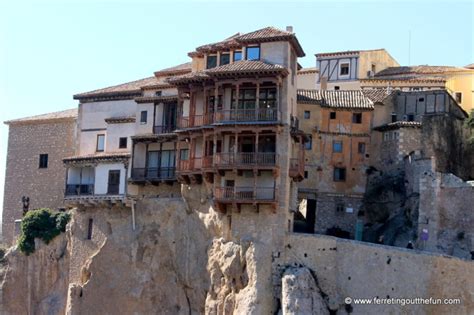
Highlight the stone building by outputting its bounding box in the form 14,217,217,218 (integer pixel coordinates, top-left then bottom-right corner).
315,49,399,90
2,109,77,245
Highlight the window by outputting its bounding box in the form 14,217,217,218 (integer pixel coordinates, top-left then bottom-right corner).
246,46,260,60
336,203,344,212
140,111,147,124
259,87,277,109
233,50,242,62
304,171,308,179
334,86,340,91
96,134,105,152
87,218,93,240
208,95,223,110
391,113,397,123
333,167,346,181
371,63,376,73
155,91,162,97
119,137,127,149
206,55,217,69
220,53,230,66
383,132,390,141
333,141,343,153
454,92,462,104
418,97,424,102
304,111,311,119
330,112,336,119
358,142,366,154
407,114,415,122
340,63,349,76
39,154,48,168
180,149,189,161
305,135,312,150
232,88,256,109
352,113,362,124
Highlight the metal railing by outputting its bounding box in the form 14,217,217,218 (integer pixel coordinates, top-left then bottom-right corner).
153,125,176,134
214,187,277,201
131,167,176,181
214,109,278,123
214,152,277,167
65,184,94,196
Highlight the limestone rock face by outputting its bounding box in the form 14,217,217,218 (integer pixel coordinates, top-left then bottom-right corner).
281,267,329,315
0,234,69,315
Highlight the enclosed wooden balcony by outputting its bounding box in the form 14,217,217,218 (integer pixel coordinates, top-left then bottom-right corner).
214,108,278,123
177,114,214,129
214,186,278,212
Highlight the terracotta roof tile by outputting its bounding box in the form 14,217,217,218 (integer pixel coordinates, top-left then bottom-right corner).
63,152,130,164
298,67,318,74
373,121,422,131
5,108,77,125
169,60,288,85
315,49,386,58
297,90,374,110
375,66,468,78
191,26,305,57
361,89,394,104
153,62,192,77
134,95,178,104
73,76,157,100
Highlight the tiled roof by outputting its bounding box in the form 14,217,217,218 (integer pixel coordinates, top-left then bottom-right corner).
465,63,474,69
5,108,77,125
315,49,385,58
361,76,446,83
361,89,394,104
104,116,136,124
153,62,192,77
375,66,468,78
63,152,130,164
298,67,318,74
191,26,305,57
73,76,157,100
373,121,422,131
169,60,288,85
297,90,374,110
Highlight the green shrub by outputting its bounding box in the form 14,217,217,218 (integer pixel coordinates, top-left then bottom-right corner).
18,208,70,255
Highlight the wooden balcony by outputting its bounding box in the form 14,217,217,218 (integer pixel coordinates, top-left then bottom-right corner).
289,156,305,182
214,109,278,123
177,114,214,129
214,186,278,212
130,167,176,183
214,152,278,170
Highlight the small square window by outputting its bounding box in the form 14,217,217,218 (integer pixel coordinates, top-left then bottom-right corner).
233,51,242,62
140,111,147,124
304,111,310,119
246,46,260,61
220,53,230,66
96,134,105,152
304,171,308,179
340,63,349,76
155,91,162,97
333,141,343,153
407,114,415,122
333,167,346,181
206,55,217,69
358,142,366,154
352,113,362,124
454,92,462,104
334,86,340,91
391,113,397,123
39,154,48,168
305,135,312,150
119,137,127,149
336,203,344,212
330,112,336,119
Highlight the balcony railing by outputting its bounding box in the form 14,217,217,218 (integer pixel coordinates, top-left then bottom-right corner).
214,152,277,167
131,167,176,181
177,114,214,129
177,157,202,172
214,109,278,123
214,187,277,202
153,125,176,134
65,184,94,196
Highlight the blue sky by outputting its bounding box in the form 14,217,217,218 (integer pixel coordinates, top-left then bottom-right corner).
0,0,472,215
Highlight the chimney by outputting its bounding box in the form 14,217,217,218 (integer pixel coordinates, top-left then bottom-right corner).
286,26,293,33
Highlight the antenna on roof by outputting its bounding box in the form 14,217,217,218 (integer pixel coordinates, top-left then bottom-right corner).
408,30,411,65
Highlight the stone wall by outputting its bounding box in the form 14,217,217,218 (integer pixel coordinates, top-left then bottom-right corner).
276,234,474,315
2,119,76,245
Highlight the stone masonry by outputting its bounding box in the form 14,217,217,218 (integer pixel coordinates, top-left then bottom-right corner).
2,109,77,245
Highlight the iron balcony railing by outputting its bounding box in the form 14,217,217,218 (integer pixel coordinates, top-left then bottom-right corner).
153,125,176,134
65,184,94,196
214,152,277,167
214,186,277,202
131,167,176,181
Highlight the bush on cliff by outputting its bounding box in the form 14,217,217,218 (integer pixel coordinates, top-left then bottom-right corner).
18,208,70,255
